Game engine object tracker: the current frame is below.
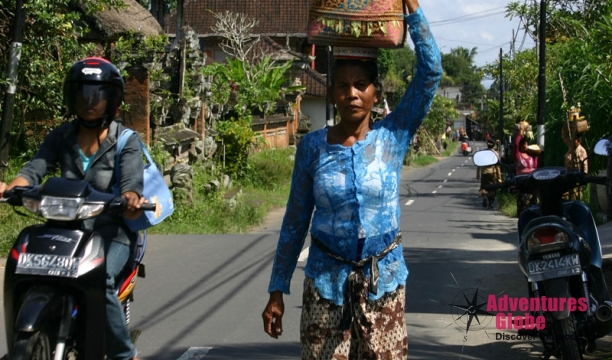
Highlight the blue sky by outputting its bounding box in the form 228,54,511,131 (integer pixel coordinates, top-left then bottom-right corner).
418,0,535,70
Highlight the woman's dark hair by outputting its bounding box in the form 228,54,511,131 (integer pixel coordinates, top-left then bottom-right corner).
519,137,529,146
331,59,382,93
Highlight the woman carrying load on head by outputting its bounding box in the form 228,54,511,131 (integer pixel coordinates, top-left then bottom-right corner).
261,0,442,358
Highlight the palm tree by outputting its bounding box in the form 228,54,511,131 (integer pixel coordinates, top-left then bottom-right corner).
450,47,478,65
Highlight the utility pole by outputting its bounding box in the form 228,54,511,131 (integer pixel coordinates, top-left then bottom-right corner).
326,45,334,126
0,0,26,180
536,0,547,158
498,49,504,151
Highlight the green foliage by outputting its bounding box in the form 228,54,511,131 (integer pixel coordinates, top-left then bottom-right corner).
150,147,294,235
410,154,438,167
243,148,295,190
378,47,416,107
148,138,169,171
201,56,295,116
422,95,459,137
0,0,126,157
441,47,484,106
214,116,257,179
497,2,612,172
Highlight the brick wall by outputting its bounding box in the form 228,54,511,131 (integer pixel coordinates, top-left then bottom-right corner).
120,66,151,144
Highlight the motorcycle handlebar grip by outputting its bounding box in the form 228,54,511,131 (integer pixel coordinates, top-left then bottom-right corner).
584,176,608,185
141,203,157,211
483,182,506,190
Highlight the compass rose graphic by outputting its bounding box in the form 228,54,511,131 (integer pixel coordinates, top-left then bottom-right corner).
449,287,494,333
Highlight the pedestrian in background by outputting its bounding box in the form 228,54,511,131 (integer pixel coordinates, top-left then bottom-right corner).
513,122,541,216
564,135,588,199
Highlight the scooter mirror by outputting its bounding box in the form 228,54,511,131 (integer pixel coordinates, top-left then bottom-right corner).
473,149,499,167
594,138,610,156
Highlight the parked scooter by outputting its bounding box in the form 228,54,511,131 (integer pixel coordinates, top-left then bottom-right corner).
2,177,154,360
473,138,612,359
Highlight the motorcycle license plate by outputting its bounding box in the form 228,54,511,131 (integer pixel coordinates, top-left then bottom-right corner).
16,253,80,278
527,253,581,281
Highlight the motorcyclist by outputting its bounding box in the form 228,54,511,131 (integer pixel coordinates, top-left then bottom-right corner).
476,139,502,208
0,57,144,360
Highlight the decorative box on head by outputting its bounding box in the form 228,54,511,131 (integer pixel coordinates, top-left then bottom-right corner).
307,0,407,48
332,46,379,60
562,103,590,149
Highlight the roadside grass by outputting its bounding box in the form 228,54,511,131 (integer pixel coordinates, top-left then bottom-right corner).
408,141,458,168
0,155,41,255
497,192,518,218
151,147,294,235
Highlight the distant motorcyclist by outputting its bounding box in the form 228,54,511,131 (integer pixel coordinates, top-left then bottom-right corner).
0,57,144,360
476,139,502,208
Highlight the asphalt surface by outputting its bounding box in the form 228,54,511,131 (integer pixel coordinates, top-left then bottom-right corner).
1,144,612,359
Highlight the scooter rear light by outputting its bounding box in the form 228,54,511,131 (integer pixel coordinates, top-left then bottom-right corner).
527,226,571,254
535,227,557,244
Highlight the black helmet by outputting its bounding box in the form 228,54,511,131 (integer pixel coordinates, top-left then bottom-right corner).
63,57,124,128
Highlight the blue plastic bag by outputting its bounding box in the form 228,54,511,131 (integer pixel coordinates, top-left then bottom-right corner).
113,129,174,231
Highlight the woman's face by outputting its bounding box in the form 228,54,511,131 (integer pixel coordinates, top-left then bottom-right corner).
519,141,529,153
330,63,379,124
75,84,108,121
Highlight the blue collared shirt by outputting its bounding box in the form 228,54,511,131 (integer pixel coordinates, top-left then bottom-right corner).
268,7,442,305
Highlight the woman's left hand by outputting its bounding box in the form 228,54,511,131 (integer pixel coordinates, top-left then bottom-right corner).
122,191,146,220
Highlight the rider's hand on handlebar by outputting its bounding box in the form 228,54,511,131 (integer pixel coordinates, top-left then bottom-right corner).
122,191,147,220
0,182,7,198
0,177,30,198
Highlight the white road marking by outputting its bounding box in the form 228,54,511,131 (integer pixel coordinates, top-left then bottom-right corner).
438,185,442,188
452,169,456,172
447,173,452,176
444,179,448,183
298,247,309,262
405,199,415,206
177,347,212,360
432,191,437,194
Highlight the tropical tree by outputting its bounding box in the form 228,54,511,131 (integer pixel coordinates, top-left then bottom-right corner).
415,95,459,155
200,11,303,178
0,0,126,161
490,0,612,170
442,46,484,107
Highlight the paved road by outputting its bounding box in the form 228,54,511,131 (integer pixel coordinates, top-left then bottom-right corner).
2,143,612,359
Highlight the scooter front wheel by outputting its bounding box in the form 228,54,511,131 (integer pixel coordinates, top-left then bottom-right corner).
554,316,582,359
10,330,53,360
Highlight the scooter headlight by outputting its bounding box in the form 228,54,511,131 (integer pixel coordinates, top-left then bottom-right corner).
527,226,571,254
39,196,84,220
22,196,41,215
76,203,105,219
33,196,105,221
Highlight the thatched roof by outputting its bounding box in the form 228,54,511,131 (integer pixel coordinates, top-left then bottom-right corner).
80,0,163,41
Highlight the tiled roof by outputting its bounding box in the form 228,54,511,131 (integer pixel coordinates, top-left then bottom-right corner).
246,36,327,98
300,67,327,98
165,0,312,36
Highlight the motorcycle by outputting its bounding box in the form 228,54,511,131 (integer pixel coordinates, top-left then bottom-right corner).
473,138,612,359
2,177,155,360
461,138,472,156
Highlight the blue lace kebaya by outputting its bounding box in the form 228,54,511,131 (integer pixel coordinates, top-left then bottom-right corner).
268,7,442,305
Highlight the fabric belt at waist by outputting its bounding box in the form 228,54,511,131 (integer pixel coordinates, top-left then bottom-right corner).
310,232,402,295
310,232,403,331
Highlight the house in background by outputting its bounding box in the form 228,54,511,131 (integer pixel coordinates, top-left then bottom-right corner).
436,85,478,138
164,0,329,132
